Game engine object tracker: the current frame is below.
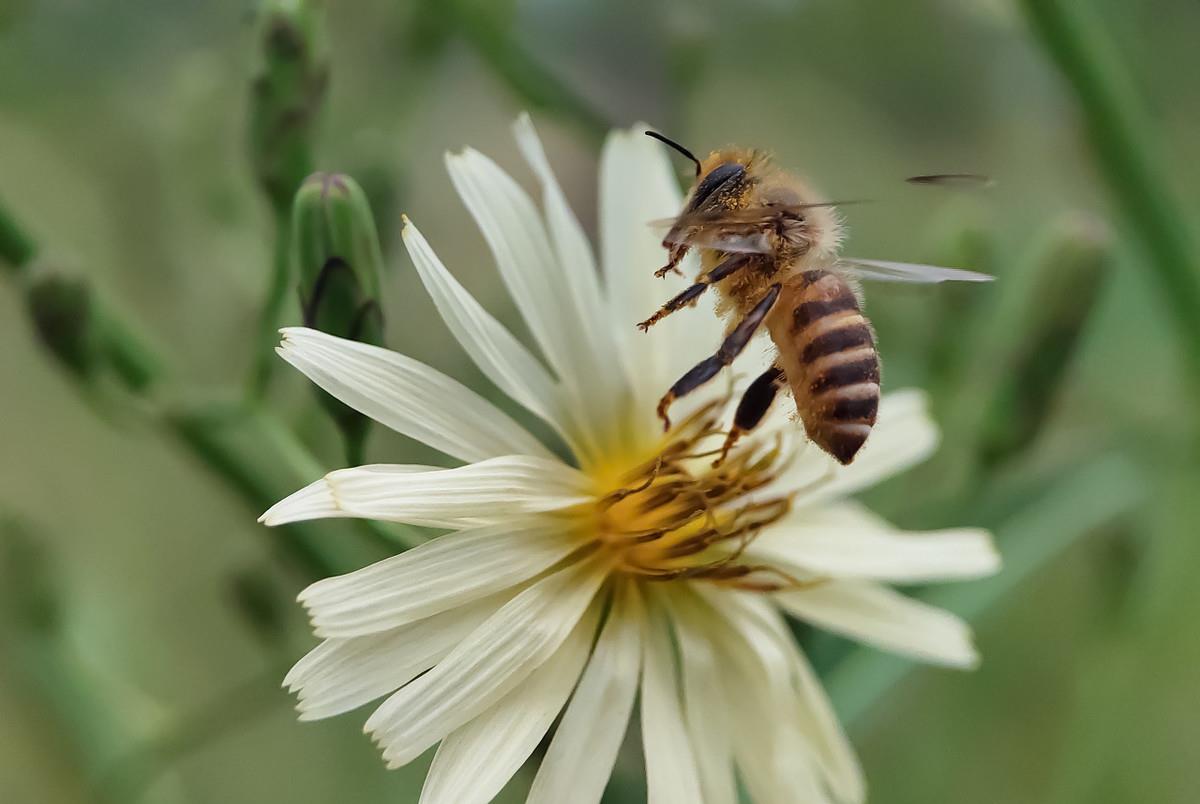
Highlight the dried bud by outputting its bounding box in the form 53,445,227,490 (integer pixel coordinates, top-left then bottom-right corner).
248,0,329,211
291,172,386,463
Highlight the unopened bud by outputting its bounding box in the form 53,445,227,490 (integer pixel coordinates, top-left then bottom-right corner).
229,568,288,645
291,172,386,463
1,518,60,635
27,272,99,380
248,0,329,210
980,215,1112,466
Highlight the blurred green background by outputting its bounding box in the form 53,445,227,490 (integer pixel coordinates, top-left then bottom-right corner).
2,0,1198,802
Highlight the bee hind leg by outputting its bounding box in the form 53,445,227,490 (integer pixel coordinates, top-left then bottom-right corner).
714,364,785,466
656,283,782,431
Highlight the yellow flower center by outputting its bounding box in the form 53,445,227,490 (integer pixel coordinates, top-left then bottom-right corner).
584,401,799,591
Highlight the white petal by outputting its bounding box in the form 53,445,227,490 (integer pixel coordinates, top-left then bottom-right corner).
298,518,587,638
641,594,704,804
511,115,615,371
727,682,830,804
669,598,737,804
749,502,1000,583
527,581,642,804
598,127,720,441
775,580,979,668
277,327,550,463
445,147,624,429
763,389,939,507
706,590,864,804
285,592,504,719
401,219,587,454
259,456,592,528
364,559,605,768
419,600,598,804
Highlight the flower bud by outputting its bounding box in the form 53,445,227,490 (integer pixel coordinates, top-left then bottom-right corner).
26,272,100,381
228,567,289,645
979,216,1112,466
291,172,386,463
248,0,329,211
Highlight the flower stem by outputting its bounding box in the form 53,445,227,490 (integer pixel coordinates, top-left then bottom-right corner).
1019,0,1200,386
248,208,294,399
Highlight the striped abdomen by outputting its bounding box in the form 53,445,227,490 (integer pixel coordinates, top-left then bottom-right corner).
766,269,880,464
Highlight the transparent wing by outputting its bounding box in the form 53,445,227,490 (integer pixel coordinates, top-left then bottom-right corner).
659,228,772,254
905,173,994,189
648,201,858,255
840,258,994,284
647,200,859,232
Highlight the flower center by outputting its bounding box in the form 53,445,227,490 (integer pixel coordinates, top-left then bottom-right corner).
586,401,799,591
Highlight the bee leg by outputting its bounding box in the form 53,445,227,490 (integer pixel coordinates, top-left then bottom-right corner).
657,283,782,430
639,254,752,331
714,364,785,466
654,244,689,278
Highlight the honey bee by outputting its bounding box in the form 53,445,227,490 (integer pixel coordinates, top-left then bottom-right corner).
642,132,992,465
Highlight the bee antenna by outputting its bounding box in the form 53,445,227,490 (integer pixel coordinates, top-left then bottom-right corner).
645,131,701,177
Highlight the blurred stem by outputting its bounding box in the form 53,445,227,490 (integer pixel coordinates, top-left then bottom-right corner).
2,518,185,804
0,200,418,582
99,306,166,394
826,453,1144,729
438,0,610,148
248,209,294,399
99,664,289,802
167,402,352,579
1020,0,1200,388
1,197,167,393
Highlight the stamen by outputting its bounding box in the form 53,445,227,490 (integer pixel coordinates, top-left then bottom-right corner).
588,410,804,589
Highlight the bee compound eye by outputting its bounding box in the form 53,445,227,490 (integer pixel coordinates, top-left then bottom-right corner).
691,162,746,208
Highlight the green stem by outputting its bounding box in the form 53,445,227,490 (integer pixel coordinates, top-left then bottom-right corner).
1019,0,1200,386
249,209,294,399
0,197,167,392
166,403,351,579
97,664,289,802
98,304,166,394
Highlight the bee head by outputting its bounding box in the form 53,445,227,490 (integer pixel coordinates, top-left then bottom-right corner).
644,132,756,213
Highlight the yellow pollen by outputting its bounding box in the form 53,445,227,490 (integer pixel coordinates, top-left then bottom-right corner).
585,401,800,592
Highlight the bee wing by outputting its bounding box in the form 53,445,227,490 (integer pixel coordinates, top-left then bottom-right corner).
840,258,994,284
649,201,857,255
904,173,994,189
648,201,858,230
659,227,774,254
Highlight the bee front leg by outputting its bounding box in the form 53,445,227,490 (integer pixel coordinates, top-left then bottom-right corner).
638,253,752,331
656,283,782,431
654,241,693,278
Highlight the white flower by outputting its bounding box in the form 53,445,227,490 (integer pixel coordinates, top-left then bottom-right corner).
261,114,1000,804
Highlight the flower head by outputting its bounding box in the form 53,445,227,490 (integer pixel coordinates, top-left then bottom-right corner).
261,114,1000,804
